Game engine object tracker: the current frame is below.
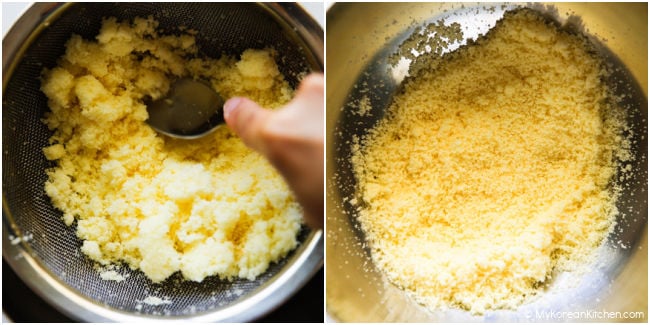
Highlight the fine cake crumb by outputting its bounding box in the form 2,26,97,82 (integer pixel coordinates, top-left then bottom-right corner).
351,9,628,315
388,19,464,78
9,233,33,245
142,296,173,306
99,270,126,282
40,17,302,283
349,95,373,117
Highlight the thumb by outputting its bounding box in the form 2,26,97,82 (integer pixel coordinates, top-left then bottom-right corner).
223,97,272,153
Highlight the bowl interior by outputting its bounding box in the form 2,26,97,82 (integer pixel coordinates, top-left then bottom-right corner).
326,3,647,322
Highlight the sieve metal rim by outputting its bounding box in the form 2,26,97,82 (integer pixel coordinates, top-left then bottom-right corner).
2,2,324,322
3,224,323,322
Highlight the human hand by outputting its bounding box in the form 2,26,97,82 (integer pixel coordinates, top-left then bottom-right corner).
223,74,324,229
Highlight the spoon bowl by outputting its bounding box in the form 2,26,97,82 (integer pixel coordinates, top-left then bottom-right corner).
146,78,225,139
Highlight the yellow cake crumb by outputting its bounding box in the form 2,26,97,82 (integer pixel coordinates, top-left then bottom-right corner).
351,9,626,314
41,16,302,283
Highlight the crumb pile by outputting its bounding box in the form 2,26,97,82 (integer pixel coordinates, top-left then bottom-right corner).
41,17,302,283
351,9,627,314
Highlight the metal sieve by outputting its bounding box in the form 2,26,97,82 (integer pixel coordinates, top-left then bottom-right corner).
3,2,323,322
326,3,647,322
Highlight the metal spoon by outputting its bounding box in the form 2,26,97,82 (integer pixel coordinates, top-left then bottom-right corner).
146,78,225,139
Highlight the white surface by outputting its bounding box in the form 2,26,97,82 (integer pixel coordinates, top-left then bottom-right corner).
2,2,31,37
299,2,325,28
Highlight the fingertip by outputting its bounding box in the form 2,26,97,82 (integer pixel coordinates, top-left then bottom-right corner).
222,97,272,153
223,97,243,123
301,73,324,90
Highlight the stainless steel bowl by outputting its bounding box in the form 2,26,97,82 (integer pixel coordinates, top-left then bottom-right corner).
3,2,323,322
326,3,647,322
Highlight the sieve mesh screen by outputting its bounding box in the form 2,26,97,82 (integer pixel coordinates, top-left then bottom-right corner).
3,2,318,318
